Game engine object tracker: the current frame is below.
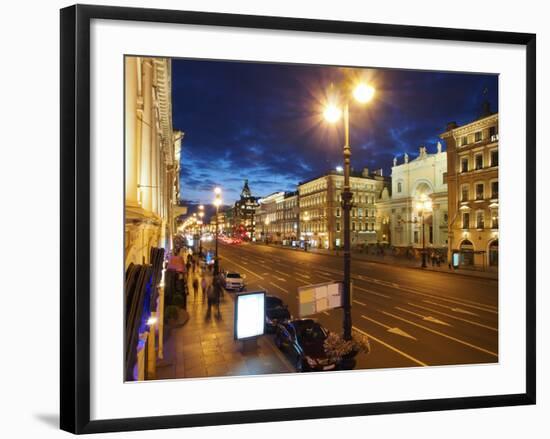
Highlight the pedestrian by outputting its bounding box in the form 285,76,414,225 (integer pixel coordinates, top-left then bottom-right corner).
192,275,199,300
213,276,223,319
205,277,216,319
201,275,208,303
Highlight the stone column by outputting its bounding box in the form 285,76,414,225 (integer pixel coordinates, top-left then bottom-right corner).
139,59,153,213
125,57,139,207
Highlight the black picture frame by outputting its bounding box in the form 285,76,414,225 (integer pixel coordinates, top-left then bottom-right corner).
60,4,536,434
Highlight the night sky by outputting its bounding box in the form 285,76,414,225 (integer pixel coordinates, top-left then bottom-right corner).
172,58,498,207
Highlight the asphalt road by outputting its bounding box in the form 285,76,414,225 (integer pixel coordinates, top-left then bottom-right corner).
210,241,498,371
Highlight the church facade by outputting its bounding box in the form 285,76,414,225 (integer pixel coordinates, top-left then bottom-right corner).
232,179,259,240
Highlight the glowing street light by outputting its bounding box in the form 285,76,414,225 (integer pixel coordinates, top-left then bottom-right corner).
323,81,376,342
213,187,223,275
352,83,375,104
323,104,342,123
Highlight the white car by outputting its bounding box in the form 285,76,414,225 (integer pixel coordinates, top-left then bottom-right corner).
222,272,246,291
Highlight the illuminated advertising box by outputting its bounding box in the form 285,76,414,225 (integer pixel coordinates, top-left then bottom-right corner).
234,291,266,340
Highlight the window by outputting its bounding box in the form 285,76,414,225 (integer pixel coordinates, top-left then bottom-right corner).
336,208,340,217
461,186,469,202
443,212,449,223
461,136,468,146
475,153,483,170
476,183,484,200
491,181,499,199
352,222,356,231
397,182,402,193
462,212,470,229
442,172,448,184
475,131,482,142
336,222,340,232
489,126,498,141
492,212,499,229
491,150,499,167
358,208,363,218
476,211,484,229
414,231,419,243
461,157,469,172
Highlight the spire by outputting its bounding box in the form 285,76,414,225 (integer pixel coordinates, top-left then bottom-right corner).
241,179,252,199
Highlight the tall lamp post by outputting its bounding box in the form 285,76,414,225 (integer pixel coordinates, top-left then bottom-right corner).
198,205,204,256
416,196,433,268
324,82,375,341
213,187,222,276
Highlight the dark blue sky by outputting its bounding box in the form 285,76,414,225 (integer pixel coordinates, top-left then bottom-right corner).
172,58,497,206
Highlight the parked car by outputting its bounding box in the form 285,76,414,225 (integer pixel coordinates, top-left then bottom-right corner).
222,271,246,291
274,319,337,372
265,295,291,332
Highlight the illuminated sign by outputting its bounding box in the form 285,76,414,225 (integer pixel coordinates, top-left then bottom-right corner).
452,252,460,268
298,281,346,317
234,291,265,339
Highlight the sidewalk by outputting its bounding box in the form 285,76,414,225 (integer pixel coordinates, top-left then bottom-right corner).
255,243,498,280
156,267,294,380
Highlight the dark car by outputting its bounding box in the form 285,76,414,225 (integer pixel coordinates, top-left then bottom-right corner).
265,295,291,332
274,319,337,372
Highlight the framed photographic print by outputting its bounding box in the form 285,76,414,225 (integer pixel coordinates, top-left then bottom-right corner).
60,4,536,434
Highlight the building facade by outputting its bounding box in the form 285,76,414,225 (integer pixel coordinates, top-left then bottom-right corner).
254,192,285,243
124,56,182,268
298,169,389,250
233,179,259,240
377,144,449,255
440,110,499,269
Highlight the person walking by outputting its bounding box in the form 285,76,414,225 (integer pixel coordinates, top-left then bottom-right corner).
201,275,208,303
192,275,199,300
205,277,216,319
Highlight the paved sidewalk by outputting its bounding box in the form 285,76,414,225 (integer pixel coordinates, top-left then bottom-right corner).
156,267,294,380
255,243,498,280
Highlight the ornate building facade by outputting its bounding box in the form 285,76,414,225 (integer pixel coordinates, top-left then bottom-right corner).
124,56,183,268
298,169,389,250
377,144,449,254
440,109,499,269
233,179,259,239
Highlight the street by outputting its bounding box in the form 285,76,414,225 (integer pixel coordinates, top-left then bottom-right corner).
213,241,498,370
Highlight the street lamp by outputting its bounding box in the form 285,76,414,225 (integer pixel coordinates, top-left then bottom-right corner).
198,205,205,256
415,196,433,268
323,82,375,341
213,188,222,276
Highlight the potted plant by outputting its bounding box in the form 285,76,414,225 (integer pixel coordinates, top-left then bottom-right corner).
323,329,371,370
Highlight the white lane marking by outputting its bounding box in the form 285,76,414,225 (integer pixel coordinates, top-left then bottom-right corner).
257,285,266,291
295,272,311,279
262,273,270,276
269,282,289,294
274,269,290,277
422,300,479,316
315,271,334,278
352,326,427,367
354,275,498,313
222,255,265,280
360,315,417,341
354,285,391,299
395,307,452,327
353,300,367,306
406,302,498,332
274,276,287,282
382,311,498,358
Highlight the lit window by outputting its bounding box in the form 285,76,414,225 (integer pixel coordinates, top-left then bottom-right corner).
476,211,484,229
475,131,482,142
462,212,470,229
397,182,402,193
461,157,469,172
476,183,484,200
475,154,483,170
